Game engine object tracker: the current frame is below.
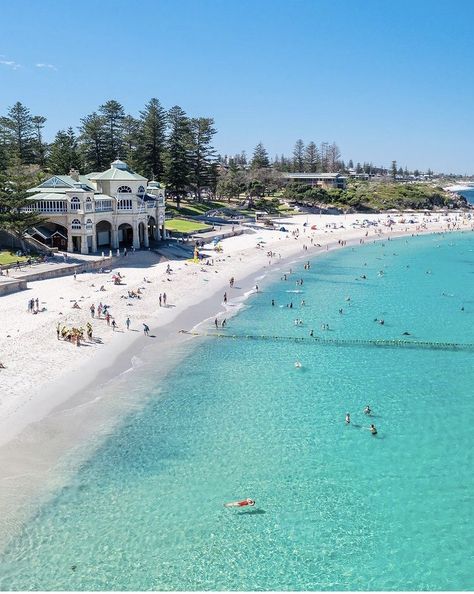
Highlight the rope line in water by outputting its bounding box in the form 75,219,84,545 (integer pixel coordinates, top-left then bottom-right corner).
182,331,474,353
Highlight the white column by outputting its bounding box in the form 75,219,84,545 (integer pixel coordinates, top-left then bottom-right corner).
67,234,73,252
143,223,149,247
111,226,119,249
80,235,89,254
91,233,97,253
132,221,140,249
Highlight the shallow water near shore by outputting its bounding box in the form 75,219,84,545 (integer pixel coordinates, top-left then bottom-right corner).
0,232,473,590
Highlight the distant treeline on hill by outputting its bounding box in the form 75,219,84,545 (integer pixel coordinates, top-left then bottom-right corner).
281,181,468,212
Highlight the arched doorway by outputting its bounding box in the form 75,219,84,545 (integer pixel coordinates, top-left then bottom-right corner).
118,223,133,247
148,216,157,241
96,220,112,248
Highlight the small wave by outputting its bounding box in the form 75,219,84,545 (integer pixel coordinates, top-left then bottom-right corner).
131,356,145,369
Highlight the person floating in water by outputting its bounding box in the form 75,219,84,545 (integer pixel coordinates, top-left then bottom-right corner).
364,405,372,415
271,299,275,306
345,413,351,424
309,329,314,337
370,424,377,435
224,498,255,508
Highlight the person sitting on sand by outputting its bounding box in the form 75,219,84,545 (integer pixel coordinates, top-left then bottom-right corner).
72,301,81,309
0,362,5,369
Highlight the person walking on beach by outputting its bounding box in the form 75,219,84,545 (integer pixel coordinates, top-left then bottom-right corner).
222,319,226,328
159,294,162,307
106,312,111,326
214,318,219,329
90,304,95,318
229,277,234,288
98,303,102,318
112,319,117,331
35,298,39,311
143,323,150,336
126,317,131,330
163,292,167,306
56,323,61,340
223,292,227,304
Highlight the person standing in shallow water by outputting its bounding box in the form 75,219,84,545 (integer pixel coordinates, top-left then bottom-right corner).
223,292,227,304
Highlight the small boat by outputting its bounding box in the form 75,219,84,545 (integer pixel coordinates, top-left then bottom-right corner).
224,498,255,508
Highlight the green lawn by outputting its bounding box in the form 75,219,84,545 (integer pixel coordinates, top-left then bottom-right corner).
165,218,212,234
0,251,28,265
166,199,228,218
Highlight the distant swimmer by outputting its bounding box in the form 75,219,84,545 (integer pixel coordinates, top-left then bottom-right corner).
402,331,411,336
379,319,385,325
345,413,351,424
224,498,255,508
309,329,314,337
271,299,275,306
294,361,302,368
364,405,372,415
370,424,377,435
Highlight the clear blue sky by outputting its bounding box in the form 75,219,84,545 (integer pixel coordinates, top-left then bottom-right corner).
1,0,473,174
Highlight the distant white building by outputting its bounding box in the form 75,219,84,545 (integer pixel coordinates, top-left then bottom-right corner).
281,172,347,190
25,160,166,254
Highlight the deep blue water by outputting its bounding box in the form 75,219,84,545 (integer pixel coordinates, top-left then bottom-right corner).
0,232,473,590
459,188,474,205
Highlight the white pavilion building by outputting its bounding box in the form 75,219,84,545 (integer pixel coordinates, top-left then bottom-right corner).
25,159,166,254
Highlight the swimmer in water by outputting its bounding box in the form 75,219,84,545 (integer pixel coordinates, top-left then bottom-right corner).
310,329,314,337
345,413,351,424
364,405,372,415
370,424,377,435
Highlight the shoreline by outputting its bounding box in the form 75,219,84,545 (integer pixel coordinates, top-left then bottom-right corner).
0,212,472,550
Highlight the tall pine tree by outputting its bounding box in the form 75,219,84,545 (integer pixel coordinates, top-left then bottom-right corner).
250,142,270,169
99,100,125,163
165,105,191,208
136,98,167,180
4,102,35,164
48,128,82,174
79,113,107,171
189,117,217,200
292,139,305,172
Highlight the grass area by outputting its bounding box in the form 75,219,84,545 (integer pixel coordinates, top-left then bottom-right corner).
0,251,28,265
166,199,229,218
165,218,212,234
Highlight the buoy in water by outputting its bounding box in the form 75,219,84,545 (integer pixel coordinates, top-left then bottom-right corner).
294,361,302,368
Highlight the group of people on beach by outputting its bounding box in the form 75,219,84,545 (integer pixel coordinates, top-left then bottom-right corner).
27,297,42,314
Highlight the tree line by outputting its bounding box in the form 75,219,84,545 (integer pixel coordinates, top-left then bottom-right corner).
0,99,218,206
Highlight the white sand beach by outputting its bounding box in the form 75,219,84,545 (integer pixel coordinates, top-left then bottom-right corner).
0,211,472,448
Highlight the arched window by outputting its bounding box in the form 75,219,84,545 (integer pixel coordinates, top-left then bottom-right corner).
71,219,81,230
137,185,145,195
85,197,93,211
70,197,81,211
85,219,93,231
117,185,132,194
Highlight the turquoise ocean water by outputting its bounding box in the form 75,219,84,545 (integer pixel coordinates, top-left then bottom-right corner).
0,232,473,591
